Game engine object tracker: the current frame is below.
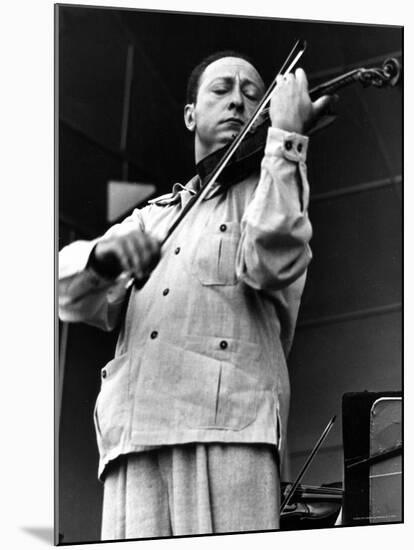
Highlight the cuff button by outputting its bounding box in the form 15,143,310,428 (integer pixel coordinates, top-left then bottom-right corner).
285,140,293,151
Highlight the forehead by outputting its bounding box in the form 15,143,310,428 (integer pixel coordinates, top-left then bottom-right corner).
199,56,264,89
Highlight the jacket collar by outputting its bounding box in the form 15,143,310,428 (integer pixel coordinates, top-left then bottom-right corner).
147,175,224,207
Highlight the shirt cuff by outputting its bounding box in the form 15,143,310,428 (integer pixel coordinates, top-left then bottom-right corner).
265,127,309,163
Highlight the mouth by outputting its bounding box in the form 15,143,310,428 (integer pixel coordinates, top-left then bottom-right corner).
220,118,244,127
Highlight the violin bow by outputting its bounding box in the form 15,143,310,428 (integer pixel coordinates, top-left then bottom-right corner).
161,39,307,246
280,415,336,513
126,39,306,289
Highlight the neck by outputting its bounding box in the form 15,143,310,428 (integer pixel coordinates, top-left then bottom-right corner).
194,138,211,165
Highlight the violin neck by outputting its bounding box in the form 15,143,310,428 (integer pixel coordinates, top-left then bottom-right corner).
309,68,362,99
309,57,400,99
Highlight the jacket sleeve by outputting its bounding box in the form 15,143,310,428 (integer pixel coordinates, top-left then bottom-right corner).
236,126,313,291
58,210,143,331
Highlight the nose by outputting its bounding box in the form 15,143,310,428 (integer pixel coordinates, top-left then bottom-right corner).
228,85,245,112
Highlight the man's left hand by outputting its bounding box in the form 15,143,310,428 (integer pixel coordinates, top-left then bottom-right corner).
269,68,332,134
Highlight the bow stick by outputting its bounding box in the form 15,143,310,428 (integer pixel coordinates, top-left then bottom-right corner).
127,39,307,289
280,415,337,513
161,39,307,246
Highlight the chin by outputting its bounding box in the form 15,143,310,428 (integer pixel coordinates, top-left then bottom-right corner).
218,131,238,145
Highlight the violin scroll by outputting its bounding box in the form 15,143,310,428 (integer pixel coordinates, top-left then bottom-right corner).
358,57,401,88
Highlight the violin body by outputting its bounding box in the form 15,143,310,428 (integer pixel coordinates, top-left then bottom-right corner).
280,501,342,530
280,482,343,530
197,117,269,186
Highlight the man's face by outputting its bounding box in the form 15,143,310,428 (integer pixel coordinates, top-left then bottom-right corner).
185,57,265,162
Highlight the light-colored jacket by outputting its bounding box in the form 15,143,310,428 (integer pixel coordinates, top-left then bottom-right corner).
59,127,312,480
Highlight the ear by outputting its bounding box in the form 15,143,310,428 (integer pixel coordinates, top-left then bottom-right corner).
184,103,196,131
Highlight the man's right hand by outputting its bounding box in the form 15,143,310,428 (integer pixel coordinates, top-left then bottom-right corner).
92,224,161,281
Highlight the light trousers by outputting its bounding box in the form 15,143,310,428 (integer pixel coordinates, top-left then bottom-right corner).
101,443,280,540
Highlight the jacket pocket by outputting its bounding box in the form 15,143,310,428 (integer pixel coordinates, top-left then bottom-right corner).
94,353,129,452
134,346,220,430
191,221,241,286
214,361,258,430
132,342,259,432
184,335,261,430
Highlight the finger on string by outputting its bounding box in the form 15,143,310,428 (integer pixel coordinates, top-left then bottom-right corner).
295,67,308,91
313,94,334,117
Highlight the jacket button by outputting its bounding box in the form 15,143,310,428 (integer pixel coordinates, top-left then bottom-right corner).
174,247,181,254
163,288,170,296
220,224,227,232
220,340,228,350
285,140,293,151
102,369,107,379
150,331,158,339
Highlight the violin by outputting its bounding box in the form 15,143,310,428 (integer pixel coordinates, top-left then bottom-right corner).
196,56,401,187
130,41,400,288
158,42,400,247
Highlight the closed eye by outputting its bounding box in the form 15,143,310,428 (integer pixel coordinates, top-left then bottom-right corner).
242,86,260,101
212,87,229,95
244,92,259,101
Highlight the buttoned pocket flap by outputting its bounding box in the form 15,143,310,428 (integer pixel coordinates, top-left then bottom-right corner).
192,221,241,286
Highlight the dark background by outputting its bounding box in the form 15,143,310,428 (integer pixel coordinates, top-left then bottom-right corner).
57,4,402,544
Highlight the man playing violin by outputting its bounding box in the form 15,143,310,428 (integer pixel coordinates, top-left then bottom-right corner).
59,50,330,539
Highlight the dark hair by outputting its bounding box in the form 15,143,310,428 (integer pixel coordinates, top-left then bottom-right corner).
185,50,259,104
